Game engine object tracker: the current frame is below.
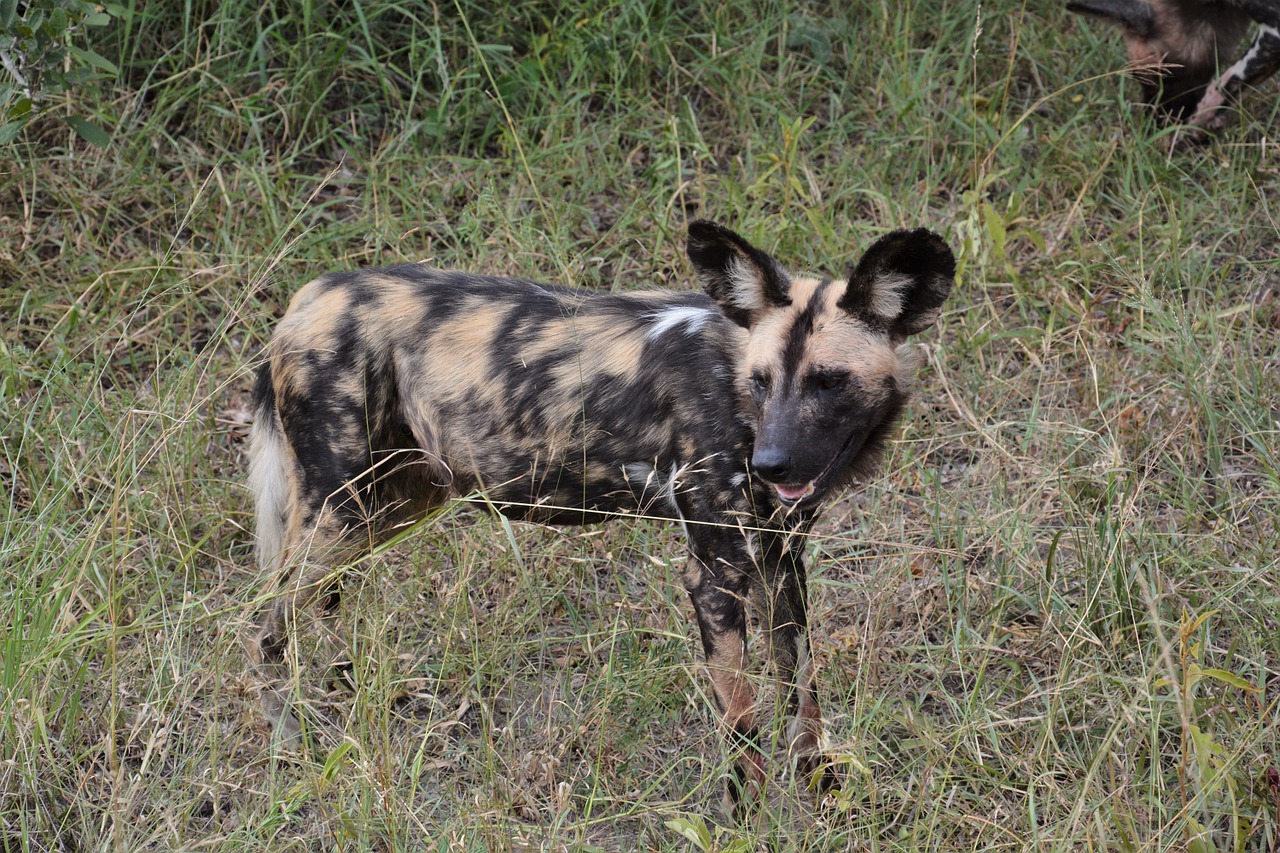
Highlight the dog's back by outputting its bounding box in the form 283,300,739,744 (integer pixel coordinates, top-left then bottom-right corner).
252,267,753,539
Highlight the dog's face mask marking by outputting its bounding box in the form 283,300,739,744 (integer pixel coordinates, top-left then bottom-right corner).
687,222,954,507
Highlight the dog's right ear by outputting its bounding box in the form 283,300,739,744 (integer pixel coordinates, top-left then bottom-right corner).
1066,0,1155,38
838,228,954,342
686,220,791,327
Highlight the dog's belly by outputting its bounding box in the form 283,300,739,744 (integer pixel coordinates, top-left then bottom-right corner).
449,453,684,525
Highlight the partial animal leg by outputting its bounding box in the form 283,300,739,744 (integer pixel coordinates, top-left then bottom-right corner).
1187,23,1280,134
247,502,362,744
246,355,388,742
680,552,765,816
759,530,833,795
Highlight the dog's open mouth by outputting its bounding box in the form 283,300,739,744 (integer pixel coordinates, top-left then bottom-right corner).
767,428,864,507
772,481,816,504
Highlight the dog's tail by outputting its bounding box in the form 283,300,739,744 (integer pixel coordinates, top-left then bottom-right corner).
248,363,289,572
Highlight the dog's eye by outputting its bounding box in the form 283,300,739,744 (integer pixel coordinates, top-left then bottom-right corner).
817,371,846,391
749,370,770,393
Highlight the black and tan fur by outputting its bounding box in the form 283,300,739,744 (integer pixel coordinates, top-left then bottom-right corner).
1069,0,1280,138
247,220,954,812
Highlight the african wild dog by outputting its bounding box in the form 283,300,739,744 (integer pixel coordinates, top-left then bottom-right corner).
247,220,954,812
1068,0,1280,139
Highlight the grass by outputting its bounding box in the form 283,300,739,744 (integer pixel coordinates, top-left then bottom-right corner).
2,0,1279,849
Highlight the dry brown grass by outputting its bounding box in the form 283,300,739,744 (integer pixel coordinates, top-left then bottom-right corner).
2,1,1279,850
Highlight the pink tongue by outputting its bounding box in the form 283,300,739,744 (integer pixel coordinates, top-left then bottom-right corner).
775,483,810,501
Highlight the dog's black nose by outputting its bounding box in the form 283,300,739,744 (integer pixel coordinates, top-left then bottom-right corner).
752,447,792,483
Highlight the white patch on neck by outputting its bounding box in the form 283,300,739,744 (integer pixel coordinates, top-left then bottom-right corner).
646,305,716,340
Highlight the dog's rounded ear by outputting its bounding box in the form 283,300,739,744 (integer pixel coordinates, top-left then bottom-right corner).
838,228,954,340
1066,0,1155,38
687,220,790,327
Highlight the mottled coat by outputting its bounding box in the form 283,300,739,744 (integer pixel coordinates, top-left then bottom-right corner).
247,220,954,812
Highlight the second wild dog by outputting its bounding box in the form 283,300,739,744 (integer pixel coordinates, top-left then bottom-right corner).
1069,0,1280,138
246,220,955,813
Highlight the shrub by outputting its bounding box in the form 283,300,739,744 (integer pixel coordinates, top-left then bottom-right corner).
0,0,117,144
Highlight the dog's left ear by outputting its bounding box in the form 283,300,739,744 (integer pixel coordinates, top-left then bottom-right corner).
838,228,955,341
687,220,791,327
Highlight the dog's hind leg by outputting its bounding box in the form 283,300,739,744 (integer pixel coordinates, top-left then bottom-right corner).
247,501,364,745
245,379,379,744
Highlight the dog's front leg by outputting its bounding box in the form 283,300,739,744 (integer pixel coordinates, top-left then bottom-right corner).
759,531,832,796
680,552,765,816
